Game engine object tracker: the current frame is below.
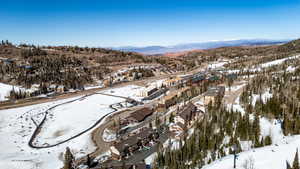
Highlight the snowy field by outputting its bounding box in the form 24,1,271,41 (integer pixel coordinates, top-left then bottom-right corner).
34,94,126,146
0,84,144,169
101,85,145,101
0,98,96,169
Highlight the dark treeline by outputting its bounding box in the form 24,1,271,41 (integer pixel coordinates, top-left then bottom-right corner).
240,65,300,136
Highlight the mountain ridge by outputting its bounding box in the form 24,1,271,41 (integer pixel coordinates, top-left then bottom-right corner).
114,39,291,55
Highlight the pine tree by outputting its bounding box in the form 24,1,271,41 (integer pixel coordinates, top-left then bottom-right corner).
86,154,91,167
253,112,260,138
283,113,290,136
264,135,272,146
63,147,74,169
293,149,299,169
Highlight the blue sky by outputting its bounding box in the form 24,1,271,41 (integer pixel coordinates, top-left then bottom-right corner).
0,0,300,47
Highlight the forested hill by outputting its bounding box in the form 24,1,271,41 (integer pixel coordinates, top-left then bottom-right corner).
0,41,154,65
0,41,164,96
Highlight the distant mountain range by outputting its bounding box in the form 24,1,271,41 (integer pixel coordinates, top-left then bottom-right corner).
114,39,291,55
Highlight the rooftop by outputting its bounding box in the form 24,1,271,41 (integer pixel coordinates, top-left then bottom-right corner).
114,128,153,152
128,107,154,122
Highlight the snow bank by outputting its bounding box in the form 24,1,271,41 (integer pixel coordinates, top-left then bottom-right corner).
0,83,20,101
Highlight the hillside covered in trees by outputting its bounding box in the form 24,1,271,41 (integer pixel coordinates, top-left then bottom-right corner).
0,41,171,97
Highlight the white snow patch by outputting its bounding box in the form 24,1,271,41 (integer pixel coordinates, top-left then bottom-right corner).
145,152,157,165
260,55,299,68
102,128,117,142
0,83,21,101
208,62,228,69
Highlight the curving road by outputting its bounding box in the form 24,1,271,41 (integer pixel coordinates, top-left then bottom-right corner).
28,93,137,149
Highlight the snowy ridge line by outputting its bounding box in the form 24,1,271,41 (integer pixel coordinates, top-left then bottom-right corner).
28,92,133,149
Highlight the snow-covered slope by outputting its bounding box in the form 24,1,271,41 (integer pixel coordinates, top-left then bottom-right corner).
0,98,96,169
0,84,144,169
35,94,125,145
205,89,298,169
203,134,300,169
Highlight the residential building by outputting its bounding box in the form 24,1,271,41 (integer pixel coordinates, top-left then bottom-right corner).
120,107,154,127
160,91,178,108
110,128,158,159
202,86,225,105
169,103,203,139
138,86,158,97
163,76,183,87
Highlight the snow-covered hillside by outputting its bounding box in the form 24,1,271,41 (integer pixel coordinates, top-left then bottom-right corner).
204,88,298,169
203,134,300,169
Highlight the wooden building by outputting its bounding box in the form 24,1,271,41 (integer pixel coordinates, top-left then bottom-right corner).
110,128,158,160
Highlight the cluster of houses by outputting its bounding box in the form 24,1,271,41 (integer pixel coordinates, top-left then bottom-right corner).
109,102,204,161
100,69,230,168
103,65,162,87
